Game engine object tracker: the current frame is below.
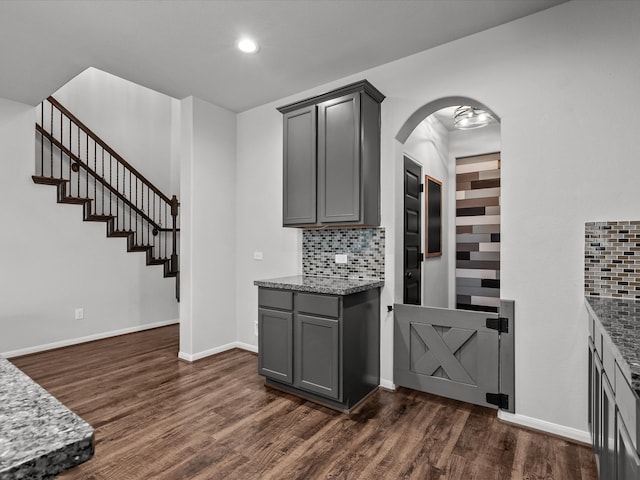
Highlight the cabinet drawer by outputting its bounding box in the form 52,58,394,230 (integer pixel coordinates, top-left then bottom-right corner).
616,363,640,452
295,293,340,317
258,289,293,310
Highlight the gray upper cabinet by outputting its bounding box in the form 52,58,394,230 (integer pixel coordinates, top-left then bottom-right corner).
282,106,316,225
317,93,361,224
278,80,385,227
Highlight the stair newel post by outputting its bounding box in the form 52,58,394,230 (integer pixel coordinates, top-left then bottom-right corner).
60,109,63,179
40,102,44,176
49,101,53,178
170,195,179,274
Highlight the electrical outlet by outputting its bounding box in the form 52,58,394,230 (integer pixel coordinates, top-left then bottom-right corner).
254,321,259,336
253,251,263,260
335,254,348,264
75,308,84,320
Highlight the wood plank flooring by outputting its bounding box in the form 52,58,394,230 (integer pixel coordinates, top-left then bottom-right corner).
10,325,597,480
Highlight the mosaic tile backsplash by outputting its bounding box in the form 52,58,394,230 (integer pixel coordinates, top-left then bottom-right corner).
585,221,640,299
303,228,385,280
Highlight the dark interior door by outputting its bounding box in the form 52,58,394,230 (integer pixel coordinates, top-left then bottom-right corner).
403,156,422,305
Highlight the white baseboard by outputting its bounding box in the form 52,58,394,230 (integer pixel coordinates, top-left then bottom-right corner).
178,341,258,362
1,319,179,359
235,342,258,353
379,378,396,390
497,410,591,445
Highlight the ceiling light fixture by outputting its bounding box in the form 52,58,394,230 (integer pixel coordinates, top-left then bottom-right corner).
237,38,259,54
453,105,493,130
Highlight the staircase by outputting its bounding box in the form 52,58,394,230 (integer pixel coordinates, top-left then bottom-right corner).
34,96,180,301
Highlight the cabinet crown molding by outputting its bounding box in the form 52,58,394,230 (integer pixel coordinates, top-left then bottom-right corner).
277,79,385,114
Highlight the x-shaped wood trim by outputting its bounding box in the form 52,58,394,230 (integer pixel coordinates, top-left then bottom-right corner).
410,323,476,385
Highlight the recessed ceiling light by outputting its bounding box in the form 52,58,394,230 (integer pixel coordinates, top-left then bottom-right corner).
237,38,259,54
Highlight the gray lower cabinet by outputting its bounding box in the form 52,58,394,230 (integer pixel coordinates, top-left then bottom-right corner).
602,372,617,480
257,287,380,411
278,80,385,228
294,314,340,399
589,311,640,480
618,412,640,480
258,308,293,384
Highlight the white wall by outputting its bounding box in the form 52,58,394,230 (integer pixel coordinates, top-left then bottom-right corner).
235,105,301,347
179,96,238,359
449,123,501,159
0,97,178,357
235,0,640,438
53,67,177,196
403,116,451,308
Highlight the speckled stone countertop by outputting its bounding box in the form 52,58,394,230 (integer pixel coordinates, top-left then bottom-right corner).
585,296,640,394
254,275,384,295
0,358,94,479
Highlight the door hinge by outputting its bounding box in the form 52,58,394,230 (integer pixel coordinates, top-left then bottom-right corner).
486,317,509,333
420,252,424,262
420,183,424,192
486,392,509,410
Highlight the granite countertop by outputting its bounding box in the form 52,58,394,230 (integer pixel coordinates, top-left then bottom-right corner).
0,358,94,479
254,275,384,296
585,296,640,393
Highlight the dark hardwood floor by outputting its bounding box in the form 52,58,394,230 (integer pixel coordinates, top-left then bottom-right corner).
10,325,597,480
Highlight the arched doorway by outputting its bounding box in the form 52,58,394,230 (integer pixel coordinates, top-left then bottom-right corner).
392,97,515,413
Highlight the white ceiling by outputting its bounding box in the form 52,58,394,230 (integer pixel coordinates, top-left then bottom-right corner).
0,0,567,112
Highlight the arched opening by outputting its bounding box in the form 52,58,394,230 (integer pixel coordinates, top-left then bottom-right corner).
391,97,513,412
394,96,501,310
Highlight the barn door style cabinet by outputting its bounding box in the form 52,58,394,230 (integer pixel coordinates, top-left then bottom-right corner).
587,299,640,480
278,80,385,227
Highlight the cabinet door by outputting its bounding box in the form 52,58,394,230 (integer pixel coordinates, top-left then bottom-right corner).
601,373,616,480
593,353,603,461
283,106,316,226
294,314,340,400
588,341,594,437
317,93,361,224
258,308,293,384
618,412,640,480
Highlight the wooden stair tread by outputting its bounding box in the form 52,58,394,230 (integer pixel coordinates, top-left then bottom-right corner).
85,214,114,222
60,196,92,204
108,230,134,237
32,175,69,185
129,245,152,252
148,259,168,265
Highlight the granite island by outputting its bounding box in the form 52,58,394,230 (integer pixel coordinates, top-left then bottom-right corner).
0,358,94,479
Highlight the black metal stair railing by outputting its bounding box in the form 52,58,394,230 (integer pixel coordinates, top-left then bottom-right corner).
34,96,180,300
